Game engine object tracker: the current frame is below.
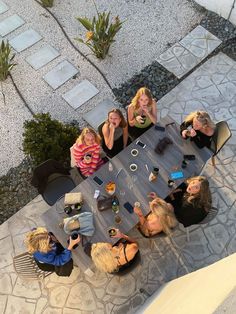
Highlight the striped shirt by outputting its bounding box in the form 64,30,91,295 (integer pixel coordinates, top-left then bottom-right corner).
72,142,104,177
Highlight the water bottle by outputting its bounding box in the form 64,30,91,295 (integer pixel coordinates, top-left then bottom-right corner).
112,196,119,214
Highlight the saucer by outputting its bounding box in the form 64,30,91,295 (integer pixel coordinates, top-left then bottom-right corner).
130,163,138,172
131,149,139,157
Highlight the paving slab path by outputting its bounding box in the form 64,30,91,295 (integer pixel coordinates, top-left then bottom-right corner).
0,52,236,314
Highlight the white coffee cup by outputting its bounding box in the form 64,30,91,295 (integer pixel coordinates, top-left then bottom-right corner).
130,163,138,172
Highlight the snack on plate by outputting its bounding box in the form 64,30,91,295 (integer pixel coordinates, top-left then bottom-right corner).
105,181,116,195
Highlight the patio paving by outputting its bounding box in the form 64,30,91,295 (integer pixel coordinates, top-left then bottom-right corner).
0,52,236,313
26,45,60,70
0,1,8,15
9,29,42,52
157,25,222,78
0,14,24,37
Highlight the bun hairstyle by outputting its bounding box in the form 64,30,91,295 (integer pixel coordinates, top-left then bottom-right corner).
185,111,215,130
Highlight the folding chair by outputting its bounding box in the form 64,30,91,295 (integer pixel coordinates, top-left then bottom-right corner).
13,252,53,280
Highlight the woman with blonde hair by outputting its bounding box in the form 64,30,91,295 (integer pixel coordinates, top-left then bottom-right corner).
25,227,80,276
165,176,212,227
127,87,157,138
134,196,177,237
180,111,216,149
87,230,139,273
72,127,104,177
101,109,131,158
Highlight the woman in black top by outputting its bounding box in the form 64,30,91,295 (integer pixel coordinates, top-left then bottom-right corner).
165,176,212,227
180,111,216,149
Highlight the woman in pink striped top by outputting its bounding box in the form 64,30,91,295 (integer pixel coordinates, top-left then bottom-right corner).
72,128,104,177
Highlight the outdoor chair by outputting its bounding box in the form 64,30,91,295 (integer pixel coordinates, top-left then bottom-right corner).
210,121,232,167
13,252,53,280
185,207,218,242
31,159,76,206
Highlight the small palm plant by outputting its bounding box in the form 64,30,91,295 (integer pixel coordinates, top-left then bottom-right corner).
75,1,123,59
40,0,54,8
0,40,16,81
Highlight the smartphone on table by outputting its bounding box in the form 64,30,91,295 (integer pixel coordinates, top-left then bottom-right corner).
136,140,146,148
170,171,184,180
93,176,103,186
123,202,134,214
154,125,165,132
183,154,196,160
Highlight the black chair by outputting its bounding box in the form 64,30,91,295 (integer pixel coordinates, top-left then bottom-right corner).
31,159,76,206
210,121,232,167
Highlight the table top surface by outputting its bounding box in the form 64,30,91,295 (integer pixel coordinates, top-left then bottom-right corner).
42,116,212,271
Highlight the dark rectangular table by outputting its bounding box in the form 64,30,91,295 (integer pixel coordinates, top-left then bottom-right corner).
42,116,212,275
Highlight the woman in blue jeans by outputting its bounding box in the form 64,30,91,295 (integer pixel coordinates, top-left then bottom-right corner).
25,227,80,276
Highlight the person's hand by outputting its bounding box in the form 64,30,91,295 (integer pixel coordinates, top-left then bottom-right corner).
109,123,116,131
189,128,197,137
84,155,92,164
142,106,148,114
68,235,80,250
49,234,59,243
167,203,174,211
147,192,157,199
182,130,189,139
135,115,144,124
110,228,123,238
134,206,142,216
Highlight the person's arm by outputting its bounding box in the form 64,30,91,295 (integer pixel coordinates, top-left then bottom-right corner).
123,125,129,148
143,100,157,124
180,121,192,138
127,105,136,127
73,144,88,168
102,122,115,150
111,229,137,244
134,205,146,226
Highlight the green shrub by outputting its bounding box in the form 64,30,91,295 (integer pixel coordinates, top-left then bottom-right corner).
22,113,79,166
75,1,123,59
40,0,54,8
0,40,16,81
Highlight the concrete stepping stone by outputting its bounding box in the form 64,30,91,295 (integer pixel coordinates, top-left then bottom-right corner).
179,25,222,59
0,14,24,36
157,25,222,79
9,29,42,52
62,79,99,109
83,98,119,130
157,43,199,79
26,45,60,70
0,1,8,14
43,60,79,89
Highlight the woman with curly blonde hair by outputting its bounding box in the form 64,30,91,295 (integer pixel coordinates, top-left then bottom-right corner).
25,227,80,276
134,196,177,237
180,111,216,149
72,127,104,177
127,87,157,138
88,230,139,273
165,176,212,227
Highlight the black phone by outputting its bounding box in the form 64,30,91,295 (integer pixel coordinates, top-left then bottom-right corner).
183,154,196,160
93,176,103,186
123,202,134,214
136,140,146,148
155,125,165,132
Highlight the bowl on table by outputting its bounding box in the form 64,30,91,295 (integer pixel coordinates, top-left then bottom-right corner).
105,181,116,195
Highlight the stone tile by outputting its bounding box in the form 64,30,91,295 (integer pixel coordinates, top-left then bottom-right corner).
83,98,119,130
42,307,62,314
180,25,222,59
66,283,96,311
5,295,36,314
49,286,70,308
13,277,41,298
0,1,8,14
106,274,135,297
0,236,13,268
9,29,42,52
0,295,7,314
0,272,12,294
0,14,24,36
156,43,199,78
26,45,60,70
205,224,230,255
43,60,78,90
62,80,99,109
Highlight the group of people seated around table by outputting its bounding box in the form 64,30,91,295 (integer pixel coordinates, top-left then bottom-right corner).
71,87,216,178
25,87,217,276
25,175,212,276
